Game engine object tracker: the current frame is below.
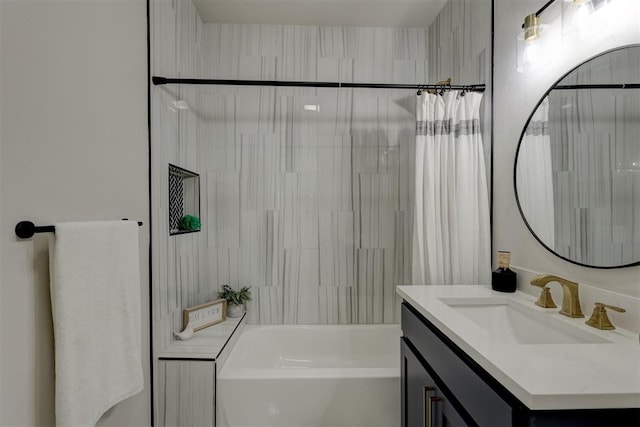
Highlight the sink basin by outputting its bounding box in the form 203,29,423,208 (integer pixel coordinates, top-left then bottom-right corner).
440,297,610,345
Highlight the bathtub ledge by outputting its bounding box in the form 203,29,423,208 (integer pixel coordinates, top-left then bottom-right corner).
158,313,246,361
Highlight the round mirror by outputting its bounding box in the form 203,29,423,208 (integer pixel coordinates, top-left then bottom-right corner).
515,45,640,269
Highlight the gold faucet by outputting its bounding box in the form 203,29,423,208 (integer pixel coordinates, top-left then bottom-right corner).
585,303,626,330
530,274,584,318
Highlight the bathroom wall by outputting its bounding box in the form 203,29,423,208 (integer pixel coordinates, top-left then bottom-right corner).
0,0,150,425
197,0,491,325
494,0,640,298
151,0,494,333
199,24,426,324
427,0,493,172
150,0,208,357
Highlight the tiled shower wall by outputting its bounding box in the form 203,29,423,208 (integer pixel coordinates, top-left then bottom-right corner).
151,0,208,353
200,25,426,324
428,0,492,176
151,0,492,341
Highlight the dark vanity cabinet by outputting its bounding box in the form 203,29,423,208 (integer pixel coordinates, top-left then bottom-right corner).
400,301,640,427
401,339,469,426
401,302,515,427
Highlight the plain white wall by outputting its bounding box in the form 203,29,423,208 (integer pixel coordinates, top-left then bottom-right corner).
494,0,640,297
0,0,150,425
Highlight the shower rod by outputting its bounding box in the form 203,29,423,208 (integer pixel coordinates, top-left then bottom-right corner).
554,83,640,90
152,76,486,92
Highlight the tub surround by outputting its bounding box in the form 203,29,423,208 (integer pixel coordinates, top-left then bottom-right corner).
156,315,246,427
397,285,640,411
158,314,246,362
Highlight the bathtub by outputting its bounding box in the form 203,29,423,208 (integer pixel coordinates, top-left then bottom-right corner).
217,324,401,427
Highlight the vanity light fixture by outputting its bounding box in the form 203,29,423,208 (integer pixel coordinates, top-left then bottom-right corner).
516,0,556,73
562,0,607,41
516,0,613,72
517,13,547,73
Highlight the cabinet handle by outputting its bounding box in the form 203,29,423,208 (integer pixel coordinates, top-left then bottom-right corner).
428,396,443,427
422,386,436,427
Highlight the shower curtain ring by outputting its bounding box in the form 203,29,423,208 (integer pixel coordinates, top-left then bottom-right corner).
437,78,452,96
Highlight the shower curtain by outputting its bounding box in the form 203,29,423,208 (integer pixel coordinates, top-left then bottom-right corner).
412,91,491,286
515,97,555,249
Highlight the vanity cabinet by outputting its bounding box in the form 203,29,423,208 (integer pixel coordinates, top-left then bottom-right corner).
401,339,469,426
401,301,640,427
402,302,515,427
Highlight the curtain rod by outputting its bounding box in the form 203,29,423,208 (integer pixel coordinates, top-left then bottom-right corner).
152,76,486,92
553,83,640,90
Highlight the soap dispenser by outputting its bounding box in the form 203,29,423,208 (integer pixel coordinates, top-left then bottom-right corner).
491,251,517,293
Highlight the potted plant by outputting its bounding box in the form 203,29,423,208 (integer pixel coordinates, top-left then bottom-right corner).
218,284,252,318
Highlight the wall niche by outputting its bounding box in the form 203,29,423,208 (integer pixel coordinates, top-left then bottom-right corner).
168,163,201,235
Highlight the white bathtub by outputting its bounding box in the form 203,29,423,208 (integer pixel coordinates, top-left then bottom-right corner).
217,324,401,427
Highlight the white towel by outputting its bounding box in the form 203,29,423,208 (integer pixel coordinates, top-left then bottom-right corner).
49,221,144,427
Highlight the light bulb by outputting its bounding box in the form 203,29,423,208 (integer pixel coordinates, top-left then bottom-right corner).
516,13,548,73
518,39,542,73
522,41,541,66
562,0,605,41
573,0,595,39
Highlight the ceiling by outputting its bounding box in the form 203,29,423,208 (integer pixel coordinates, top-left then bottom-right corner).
191,0,448,28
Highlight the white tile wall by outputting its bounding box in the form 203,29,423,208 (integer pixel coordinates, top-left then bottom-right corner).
150,0,491,335
428,0,493,176
198,24,427,325
157,360,215,427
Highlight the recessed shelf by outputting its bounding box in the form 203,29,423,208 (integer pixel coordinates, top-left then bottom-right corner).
169,164,201,235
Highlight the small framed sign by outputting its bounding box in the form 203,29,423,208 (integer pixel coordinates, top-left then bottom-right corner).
183,299,227,331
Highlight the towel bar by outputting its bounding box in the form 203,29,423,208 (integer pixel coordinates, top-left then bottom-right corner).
15,220,143,239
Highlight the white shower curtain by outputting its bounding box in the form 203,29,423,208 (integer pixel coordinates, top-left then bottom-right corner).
515,97,555,248
412,91,491,285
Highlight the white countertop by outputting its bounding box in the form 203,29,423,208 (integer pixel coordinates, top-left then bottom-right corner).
158,314,245,360
396,285,640,410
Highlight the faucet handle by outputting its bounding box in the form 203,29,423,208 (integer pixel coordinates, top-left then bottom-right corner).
598,303,626,313
585,302,626,330
535,287,557,309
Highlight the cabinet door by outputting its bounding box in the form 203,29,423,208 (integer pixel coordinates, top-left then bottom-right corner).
402,338,471,427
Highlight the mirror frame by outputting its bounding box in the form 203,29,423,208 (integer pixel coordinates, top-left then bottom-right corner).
513,44,640,270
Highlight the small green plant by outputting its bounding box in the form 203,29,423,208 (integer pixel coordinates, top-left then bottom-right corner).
217,284,252,306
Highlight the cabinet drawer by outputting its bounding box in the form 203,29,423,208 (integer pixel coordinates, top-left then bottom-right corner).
402,302,518,427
